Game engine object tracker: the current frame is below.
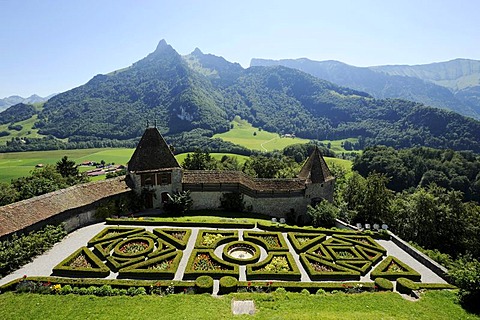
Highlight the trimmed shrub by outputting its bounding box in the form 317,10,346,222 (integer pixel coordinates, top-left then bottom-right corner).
194,230,238,249
246,252,301,281
299,253,361,281
153,228,191,250
370,256,421,281
106,218,256,228
118,251,183,280
195,276,214,294
52,247,110,278
222,241,261,265
332,235,387,254
287,232,326,253
374,277,393,291
396,277,419,295
243,231,289,251
87,227,145,246
219,276,238,294
183,249,239,280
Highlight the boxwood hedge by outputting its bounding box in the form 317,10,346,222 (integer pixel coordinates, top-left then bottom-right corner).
370,256,421,281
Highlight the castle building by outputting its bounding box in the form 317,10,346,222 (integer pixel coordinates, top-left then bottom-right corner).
126,126,335,222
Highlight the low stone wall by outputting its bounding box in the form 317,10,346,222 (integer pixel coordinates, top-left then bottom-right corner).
389,232,450,282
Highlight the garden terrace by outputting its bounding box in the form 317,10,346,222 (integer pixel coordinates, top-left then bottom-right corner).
0,214,451,298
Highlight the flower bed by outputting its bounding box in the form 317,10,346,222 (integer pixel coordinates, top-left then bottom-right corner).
246,252,301,280
112,237,155,258
332,235,387,254
153,228,191,250
87,227,144,246
370,256,421,281
183,249,238,279
194,229,238,249
52,247,110,278
287,232,327,253
300,253,361,281
118,251,183,280
243,231,289,251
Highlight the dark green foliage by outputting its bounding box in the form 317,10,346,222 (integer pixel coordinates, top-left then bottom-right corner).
182,149,217,170
370,256,421,281
55,156,79,179
195,276,214,294
219,192,245,212
0,103,37,125
374,277,394,291
306,202,338,228
7,124,22,131
0,224,66,277
0,182,19,206
242,155,299,178
449,257,480,313
218,276,238,294
163,190,193,215
390,185,480,259
8,42,480,153
353,146,480,201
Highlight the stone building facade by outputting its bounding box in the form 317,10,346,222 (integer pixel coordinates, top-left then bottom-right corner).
126,126,335,222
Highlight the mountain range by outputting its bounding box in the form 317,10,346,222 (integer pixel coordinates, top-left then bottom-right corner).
251,58,480,119
2,40,480,153
0,94,55,112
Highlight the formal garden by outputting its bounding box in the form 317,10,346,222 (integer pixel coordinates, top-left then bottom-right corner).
0,216,454,298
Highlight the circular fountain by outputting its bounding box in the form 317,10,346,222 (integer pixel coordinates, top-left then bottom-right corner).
222,241,260,264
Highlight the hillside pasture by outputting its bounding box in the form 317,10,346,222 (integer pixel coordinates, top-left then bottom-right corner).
212,117,310,151
0,115,48,145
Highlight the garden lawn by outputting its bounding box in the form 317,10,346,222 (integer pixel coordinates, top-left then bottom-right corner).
0,290,477,320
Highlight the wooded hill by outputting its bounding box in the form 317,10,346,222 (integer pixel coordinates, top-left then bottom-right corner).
251,58,480,120
2,40,480,153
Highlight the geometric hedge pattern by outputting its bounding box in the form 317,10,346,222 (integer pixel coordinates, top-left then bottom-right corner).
51,227,421,282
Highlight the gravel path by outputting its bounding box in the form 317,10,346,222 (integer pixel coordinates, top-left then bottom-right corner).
0,222,447,286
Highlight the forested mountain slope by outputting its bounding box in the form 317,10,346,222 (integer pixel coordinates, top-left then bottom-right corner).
4,40,480,153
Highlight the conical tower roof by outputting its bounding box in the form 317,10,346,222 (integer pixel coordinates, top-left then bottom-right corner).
128,127,180,173
298,146,334,183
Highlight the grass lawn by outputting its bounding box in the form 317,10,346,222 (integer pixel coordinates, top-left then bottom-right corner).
0,290,476,320
0,148,135,183
213,117,310,152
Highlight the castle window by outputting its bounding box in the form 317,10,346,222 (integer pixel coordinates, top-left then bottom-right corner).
156,173,171,185
141,174,155,186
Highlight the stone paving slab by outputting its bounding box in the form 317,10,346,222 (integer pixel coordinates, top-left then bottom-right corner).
232,300,255,315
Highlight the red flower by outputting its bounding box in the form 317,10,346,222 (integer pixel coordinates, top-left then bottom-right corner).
247,281,251,287
23,275,27,279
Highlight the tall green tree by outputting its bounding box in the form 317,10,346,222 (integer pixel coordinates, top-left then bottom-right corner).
56,156,79,178
182,150,217,170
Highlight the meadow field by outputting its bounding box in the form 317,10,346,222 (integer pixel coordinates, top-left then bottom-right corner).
0,117,352,182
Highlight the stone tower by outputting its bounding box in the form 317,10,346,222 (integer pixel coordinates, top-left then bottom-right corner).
126,126,182,208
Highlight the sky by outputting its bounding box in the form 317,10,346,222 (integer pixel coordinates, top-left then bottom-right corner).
1,0,479,98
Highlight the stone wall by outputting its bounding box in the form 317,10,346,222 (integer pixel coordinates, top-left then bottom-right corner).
189,190,308,217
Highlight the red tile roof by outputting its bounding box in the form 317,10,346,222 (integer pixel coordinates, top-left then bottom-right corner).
0,177,129,238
